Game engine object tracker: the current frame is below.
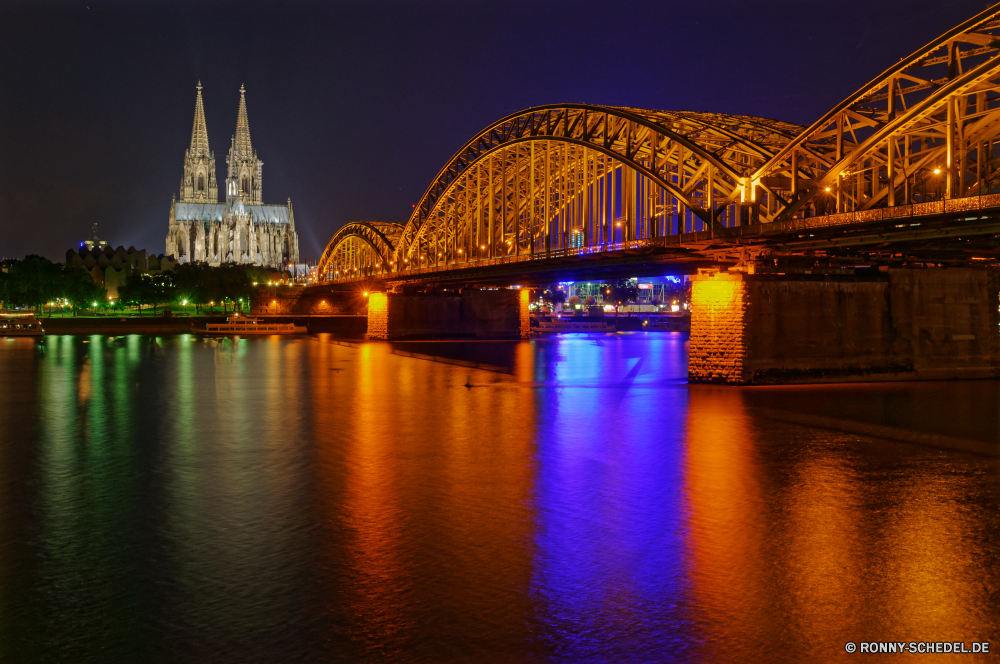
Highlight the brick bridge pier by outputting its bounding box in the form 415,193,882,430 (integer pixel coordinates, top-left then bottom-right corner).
689,267,1000,384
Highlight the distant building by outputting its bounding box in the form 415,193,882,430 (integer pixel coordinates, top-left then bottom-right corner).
66,245,176,298
165,83,299,269
80,223,108,252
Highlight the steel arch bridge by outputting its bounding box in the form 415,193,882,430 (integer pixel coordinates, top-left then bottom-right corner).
317,221,403,280
320,3,1000,282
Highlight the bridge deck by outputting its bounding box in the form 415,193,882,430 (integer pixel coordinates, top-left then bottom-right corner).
327,196,1000,287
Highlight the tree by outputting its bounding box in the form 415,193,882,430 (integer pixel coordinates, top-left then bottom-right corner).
541,288,567,308
165,262,257,313
0,264,10,309
601,278,639,314
117,273,177,314
4,256,63,312
62,265,107,314
172,261,208,306
218,263,253,312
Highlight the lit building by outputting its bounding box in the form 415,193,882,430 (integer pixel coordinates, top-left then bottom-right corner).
165,83,299,268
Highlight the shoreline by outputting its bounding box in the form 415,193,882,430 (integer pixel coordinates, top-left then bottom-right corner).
39,315,368,335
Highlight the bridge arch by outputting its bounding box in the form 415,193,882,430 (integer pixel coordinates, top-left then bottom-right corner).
392,104,803,268
754,3,1000,220
316,221,403,280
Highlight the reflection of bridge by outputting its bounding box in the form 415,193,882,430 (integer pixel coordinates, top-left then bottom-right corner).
319,5,1000,285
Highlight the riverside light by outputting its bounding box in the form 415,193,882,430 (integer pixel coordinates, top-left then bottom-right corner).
934,168,941,174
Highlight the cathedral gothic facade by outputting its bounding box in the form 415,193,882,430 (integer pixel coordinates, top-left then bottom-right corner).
166,83,299,268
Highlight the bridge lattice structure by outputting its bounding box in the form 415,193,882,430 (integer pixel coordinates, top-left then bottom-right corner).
319,4,1000,282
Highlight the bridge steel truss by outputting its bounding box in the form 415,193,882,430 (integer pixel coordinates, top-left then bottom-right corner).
381,105,804,273
321,3,1000,282
317,221,403,280
754,2,1000,222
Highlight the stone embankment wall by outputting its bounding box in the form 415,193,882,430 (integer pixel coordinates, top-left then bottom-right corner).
366,289,529,340
689,268,1000,384
252,285,367,315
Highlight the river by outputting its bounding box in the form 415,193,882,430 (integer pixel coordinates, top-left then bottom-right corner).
0,333,997,662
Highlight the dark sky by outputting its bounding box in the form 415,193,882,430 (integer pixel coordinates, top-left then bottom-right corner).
0,0,991,262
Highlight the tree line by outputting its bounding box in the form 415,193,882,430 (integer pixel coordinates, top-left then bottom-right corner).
120,262,275,313
1,256,282,314
0,256,106,312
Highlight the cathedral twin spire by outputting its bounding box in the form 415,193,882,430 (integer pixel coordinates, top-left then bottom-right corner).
179,82,262,206
189,82,211,159
226,84,263,205
179,81,217,203
233,85,254,161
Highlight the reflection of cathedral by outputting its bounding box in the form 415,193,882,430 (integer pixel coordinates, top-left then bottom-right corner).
166,83,299,268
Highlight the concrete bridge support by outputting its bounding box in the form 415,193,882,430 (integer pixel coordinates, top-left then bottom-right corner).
367,289,530,340
689,268,1000,384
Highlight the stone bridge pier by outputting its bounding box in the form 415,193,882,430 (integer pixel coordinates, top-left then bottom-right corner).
689,268,1000,384
367,288,530,340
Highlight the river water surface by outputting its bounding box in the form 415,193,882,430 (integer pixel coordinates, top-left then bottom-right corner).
0,333,998,662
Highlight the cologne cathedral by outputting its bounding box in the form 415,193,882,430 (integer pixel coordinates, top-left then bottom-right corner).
166,83,299,268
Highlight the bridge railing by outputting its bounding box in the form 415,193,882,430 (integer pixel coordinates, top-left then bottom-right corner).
773,193,1000,234
324,192,1000,282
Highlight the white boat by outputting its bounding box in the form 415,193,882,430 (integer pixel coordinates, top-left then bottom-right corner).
533,317,614,333
194,315,307,335
0,313,45,337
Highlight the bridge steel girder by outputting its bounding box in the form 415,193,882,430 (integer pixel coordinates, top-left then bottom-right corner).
316,221,403,280
754,3,1000,222
390,104,803,270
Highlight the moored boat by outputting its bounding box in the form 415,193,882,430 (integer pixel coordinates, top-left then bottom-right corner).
193,315,307,335
532,317,614,333
0,313,45,337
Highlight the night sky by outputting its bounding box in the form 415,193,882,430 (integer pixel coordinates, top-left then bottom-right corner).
0,0,991,262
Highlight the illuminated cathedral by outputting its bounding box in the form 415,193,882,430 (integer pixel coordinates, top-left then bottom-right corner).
166,83,299,268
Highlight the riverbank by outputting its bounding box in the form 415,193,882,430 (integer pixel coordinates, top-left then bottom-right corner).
39,315,368,336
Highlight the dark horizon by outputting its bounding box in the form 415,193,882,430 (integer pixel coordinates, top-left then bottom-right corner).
0,0,989,262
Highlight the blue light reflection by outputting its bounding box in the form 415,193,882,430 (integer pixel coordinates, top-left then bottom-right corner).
530,333,700,661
